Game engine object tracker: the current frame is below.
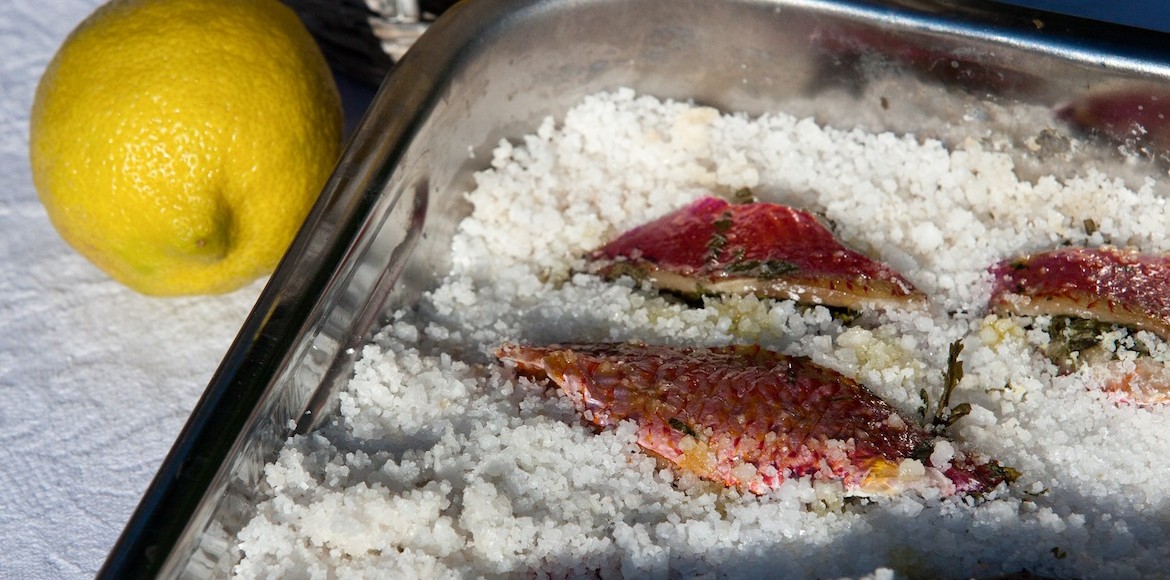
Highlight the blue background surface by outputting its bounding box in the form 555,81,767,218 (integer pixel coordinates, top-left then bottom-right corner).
993,0,1170,33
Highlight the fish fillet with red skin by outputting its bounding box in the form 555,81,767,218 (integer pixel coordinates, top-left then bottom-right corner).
1057,88,1170,153
989,247,1170,343
588,197,925,310
990,246,1170,405
496,342,1010,496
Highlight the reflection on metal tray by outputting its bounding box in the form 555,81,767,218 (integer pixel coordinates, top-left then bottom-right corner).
283,0,461,85
99,0,1170,577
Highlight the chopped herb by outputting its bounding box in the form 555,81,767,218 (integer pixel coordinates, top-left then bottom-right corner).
984,381,1014,395
722,258,799,279
919,341,979,433
724,258,756,271
929,341,965,431
1044,315,1146,371
669,417,697,437
599,260,648,283
705,214,734,261
594,261,650,286
1083,218,1098,235
942,403,971,427
910,439,935,462
990,463,1022,484
758,259,799,279
731,188,755,204
942,341,964,404
1048,315,1109,357
825,306,859,325
705,233,727,260
712,211,734,233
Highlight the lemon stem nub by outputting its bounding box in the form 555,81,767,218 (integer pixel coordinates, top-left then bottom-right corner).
168,202,232,264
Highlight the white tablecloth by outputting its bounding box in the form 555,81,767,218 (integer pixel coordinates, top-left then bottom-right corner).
0,1,371,576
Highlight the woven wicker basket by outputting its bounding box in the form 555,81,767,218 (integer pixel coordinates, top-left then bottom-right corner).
285,0,459,86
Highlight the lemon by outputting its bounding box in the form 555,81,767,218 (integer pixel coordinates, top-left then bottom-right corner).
30,0,342,295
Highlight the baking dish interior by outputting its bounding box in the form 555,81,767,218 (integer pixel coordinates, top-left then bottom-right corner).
98,0,1170,577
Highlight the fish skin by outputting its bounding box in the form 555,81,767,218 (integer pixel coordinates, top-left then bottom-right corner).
1056,88,1170,153
588,197,925,310
497,342,1009,496
990,246,1170,406
989,247,1170,342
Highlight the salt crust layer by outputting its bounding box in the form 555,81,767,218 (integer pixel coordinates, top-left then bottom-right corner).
235,89,1170,579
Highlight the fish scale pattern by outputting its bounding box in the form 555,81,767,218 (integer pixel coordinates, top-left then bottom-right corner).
498,342,1009,495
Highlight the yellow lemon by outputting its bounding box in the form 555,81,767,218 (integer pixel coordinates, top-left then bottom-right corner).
30,0,343,295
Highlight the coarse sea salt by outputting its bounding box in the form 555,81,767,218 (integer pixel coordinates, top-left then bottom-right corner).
234,89,1170,579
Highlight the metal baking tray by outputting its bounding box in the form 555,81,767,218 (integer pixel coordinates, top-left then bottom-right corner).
98,0,1170,577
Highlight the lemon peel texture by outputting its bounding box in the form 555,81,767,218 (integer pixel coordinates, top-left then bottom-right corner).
30,0,343,295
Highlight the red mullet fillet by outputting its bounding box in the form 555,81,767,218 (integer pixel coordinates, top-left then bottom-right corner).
588,197,925,310
990,246,1170,405
496,342,1011,496
989,247,1170,342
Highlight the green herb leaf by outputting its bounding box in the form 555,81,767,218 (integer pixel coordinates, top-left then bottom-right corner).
712,211,734,233
731,188,755,204
722,258,799,279
1083,218,1098,235
930,341,964,430
669,417,697,437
